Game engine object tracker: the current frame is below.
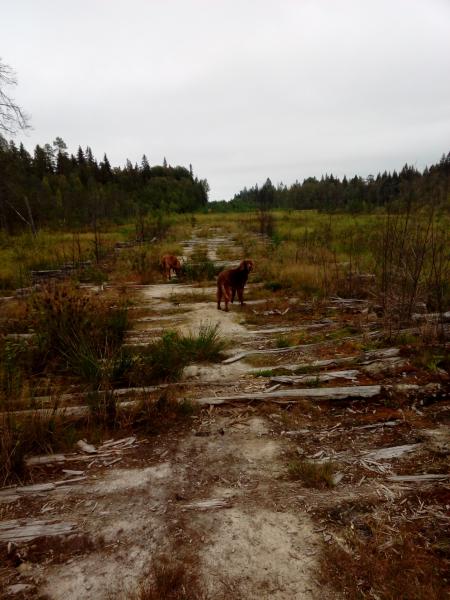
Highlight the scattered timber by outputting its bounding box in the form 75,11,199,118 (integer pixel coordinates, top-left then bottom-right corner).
222,333,385,364
248,348,401,372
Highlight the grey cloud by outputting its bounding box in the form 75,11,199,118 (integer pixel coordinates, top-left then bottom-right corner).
3,0,449,200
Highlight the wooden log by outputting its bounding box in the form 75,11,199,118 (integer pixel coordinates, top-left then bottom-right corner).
270,370,360,385
248,348,400,373
195,384,419,406
363,443,421,461
222,333,385,364
182,498,231,510
194,384,420,406
387,473,450,482
0,519,77,542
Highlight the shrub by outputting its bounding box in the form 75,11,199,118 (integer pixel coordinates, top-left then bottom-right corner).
131,325,226,385
181,259,219,282
29,284,128,384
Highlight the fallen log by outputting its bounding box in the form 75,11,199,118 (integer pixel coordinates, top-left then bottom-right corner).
248,348,401,373
270,370,360,385
363,443,421,461
387,473,450,483
222,333,385,364
195,384,419,406
0,519,77,542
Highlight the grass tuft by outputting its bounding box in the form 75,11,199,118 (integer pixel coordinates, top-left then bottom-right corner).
132,324,226,385
288,459,335,488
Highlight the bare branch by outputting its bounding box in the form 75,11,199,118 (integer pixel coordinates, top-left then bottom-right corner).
0,58,30,134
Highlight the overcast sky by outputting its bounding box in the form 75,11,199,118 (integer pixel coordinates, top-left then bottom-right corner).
2,0,450,200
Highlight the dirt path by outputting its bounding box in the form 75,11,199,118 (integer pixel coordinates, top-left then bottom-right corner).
2,228,447,599
0,230,325,599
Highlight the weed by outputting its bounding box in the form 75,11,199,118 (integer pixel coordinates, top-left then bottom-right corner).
0,406,78,485
181,260,219,282
131,325,225,385
253,369,275,377
264,281,283,292
180,323,226,362
275,335,291,348
287,459,335,488
0,338,28,397
126,394,197,435
30,284,128,385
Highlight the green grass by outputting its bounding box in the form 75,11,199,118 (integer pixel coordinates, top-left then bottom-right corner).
253,369,275,377
288,459,336,488
131,324,226,385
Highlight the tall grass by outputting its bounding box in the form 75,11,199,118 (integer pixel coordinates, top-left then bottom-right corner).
0,229,121,292
30,284,128,385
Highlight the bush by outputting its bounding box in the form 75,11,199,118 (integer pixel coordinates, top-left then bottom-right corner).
30,284,128,385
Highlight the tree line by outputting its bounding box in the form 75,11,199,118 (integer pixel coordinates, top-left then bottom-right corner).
211,153,450,212
0,135,209,232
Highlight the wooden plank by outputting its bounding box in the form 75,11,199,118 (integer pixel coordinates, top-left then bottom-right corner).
363,444,421,461
0,519,76,542
196,385,381,405
270,370,360,385
387,473,450,482
195,384,419,406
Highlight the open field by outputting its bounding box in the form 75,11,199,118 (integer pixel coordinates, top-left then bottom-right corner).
0,212,449,599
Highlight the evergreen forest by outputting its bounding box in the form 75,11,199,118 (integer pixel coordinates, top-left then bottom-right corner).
0,135,209,232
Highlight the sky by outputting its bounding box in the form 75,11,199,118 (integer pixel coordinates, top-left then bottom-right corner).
2,0,450,200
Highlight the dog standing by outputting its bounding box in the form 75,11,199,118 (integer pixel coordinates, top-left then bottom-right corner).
217,259,254,311
161,255,182,280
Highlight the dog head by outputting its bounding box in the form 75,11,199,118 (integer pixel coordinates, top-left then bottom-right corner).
239,259,254,273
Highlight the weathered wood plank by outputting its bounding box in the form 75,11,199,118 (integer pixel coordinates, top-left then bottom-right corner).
0,519,77,542
270,370,360,385
387,473,450,482
195,384,419,406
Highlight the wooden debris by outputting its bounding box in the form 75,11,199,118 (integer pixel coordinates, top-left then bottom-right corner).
387,474,450,483
270,370,360,385
360,357,408,375
76,440,97,454
281,429,310,437
412,311,450,323
241,347,400,369
363,444,421,461
195,384,419,406
0,519,76,542
351,420,403,431
183,498,231,510
99,436,137,449
26,454,66,466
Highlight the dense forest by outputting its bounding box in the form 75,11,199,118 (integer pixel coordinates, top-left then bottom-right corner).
0,135,209,232
211,152,450,212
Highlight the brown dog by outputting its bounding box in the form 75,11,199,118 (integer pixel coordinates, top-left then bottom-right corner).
161,255,182,280
217,259,254,311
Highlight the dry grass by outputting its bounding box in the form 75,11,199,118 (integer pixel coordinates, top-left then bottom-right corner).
320,520,450,600
132,554,208,600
